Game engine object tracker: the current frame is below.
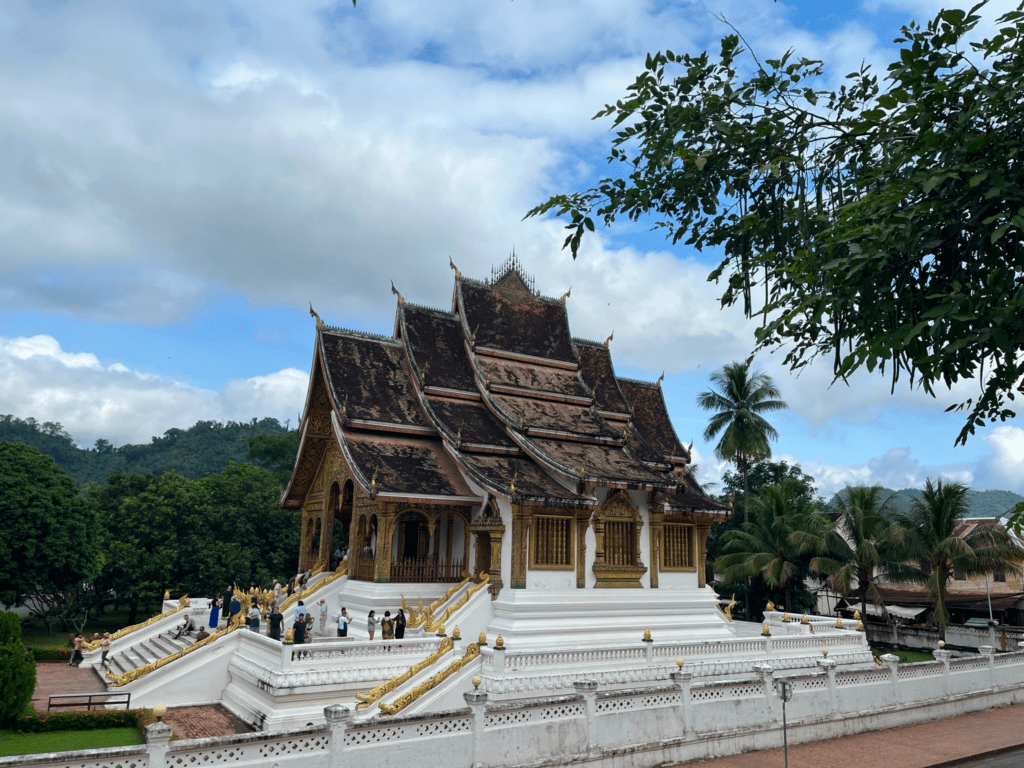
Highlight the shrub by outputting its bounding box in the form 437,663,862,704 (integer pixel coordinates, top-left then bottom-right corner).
30,647,73,662
0,612,36,724
15,709,156,733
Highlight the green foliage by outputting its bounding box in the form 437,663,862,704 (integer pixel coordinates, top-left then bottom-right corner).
13,709,154,733
0,415,291,485
247,430,300,488
0,613,36,725
892,479,1024,633
831,486,1024,520
0,443,99,612
26,647,71,662
528,2,1024,445
0,727,142,756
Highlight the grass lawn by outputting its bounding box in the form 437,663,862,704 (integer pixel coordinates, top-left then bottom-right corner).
872,646,935,663
0,728,142,756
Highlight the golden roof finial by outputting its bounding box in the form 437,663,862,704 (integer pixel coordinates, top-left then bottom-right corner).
449,256,462,280
560,286,571,304
309,302,325,329
603,329,614,347
456,427,462,443
517,412,525,429
341,394,348,416
643,628,652,641
761,623,771,636
391,280,405,305
656,371,665,387
509,470,517,495
419,362,429,384
578,459,588,477
471,325,478,344
622,424,629,439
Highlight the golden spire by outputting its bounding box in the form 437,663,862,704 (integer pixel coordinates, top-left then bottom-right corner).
603,329,614,347
509,470,517,495
391,281,405,305
309,302,325,329
560,286,571,304
449,256,462,280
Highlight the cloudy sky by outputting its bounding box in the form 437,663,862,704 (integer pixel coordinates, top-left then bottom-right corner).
2,0,1021,499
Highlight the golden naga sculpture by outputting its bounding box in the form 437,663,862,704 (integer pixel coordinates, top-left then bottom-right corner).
424,575,490,634
278,562,348,613
379,643,481,716
84,595,190,652
356,636,454,709
765,600,776,612
721,594,736,622
873,654,884,666
106,619,237,687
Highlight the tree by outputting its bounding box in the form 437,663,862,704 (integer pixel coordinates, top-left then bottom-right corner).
528,2,1024,446
809,485,900,620
0,443,99,619
247,430,300,488
714,480,818,614
893,479,1024,636
697,361,787,522
0,612,35,724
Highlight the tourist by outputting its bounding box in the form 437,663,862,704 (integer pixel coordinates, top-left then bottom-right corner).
268,604,284,640
228,592,242,627
209,593,221,629
337,607,349,638
305,610,314,640
317,599,328,636
100,632,111,667
69,633,84,667
294,600,308,644
273,580,283,604
195,626,210,643
286,575,295,597
395,608,407,640
91,632,101,643
248,601,261,633
174,614,196,640
381,610,394,640
367,610,377,640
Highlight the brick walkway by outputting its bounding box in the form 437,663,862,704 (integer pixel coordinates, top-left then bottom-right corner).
667,703,1024,768
31,662,251,739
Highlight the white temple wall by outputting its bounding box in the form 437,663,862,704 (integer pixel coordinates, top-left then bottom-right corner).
526,568,575,589
656,570,699,589
584,525,598,588
498,498,513,589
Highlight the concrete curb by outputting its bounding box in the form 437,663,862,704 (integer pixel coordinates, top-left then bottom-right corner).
928,742,1024,767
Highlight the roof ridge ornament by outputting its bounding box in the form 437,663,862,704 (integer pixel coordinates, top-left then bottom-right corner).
391,281,405,305
560,286,571,304
656,371,665,387
309,302,325,329
603,330,614,347
449,256,462,280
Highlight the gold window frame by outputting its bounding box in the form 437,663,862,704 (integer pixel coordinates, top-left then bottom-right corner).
661,523,696,572
529,513,575,571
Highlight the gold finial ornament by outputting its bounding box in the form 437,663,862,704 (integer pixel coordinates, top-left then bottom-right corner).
801,614,809,624
643,628,652,641
309,302,325,329
938,640,945,648
603,330,614,347
656,371,665,387
478,630,487,644
509,470,517,495
853,610,861,620
822,649,829,657
766,600,776,612
163,590,170,600
835,618,844,629
452,625,461,640
495,634,504,649
436,622,446,636
560,286,571,304
391,280,405,305
152,703,167,721
782,613,790,622
676,658,685,668
472,675,481,689
857,620,865,631
761,624,771,636
449,256,462,280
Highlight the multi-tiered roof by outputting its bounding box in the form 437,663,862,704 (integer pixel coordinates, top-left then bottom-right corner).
282,257,727,517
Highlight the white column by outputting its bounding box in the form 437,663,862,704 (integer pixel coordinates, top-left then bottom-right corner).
143,721,173,768
816,657,837,715
464,687,488,768
979,645,996,690
881,653,900,705
753,663,776,722
574,679,601,757
671,667,694,737
934,648,952,698
324,704,351,768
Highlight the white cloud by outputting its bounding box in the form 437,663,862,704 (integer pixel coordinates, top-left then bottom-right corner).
0,335,308,448
975,426,1024,491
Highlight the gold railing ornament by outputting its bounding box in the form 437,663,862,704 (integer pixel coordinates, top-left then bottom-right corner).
378,643,481,716
722,594,736,622
857,620,865,631
495,634,504,649
822,649,829,657
782,613,790,622
472,675,481,689
853,610,861,620
761,624,771,637
84,595,190,651
436,622,446,636
452,625,461,640
163,590,170,600
106,620,239,687
801,614,809,624
676,658,685,668
938,640,946,649
835,617,844,629
873,655,883,666
355,637,454,709
153,703,167,721
311,557,329,577
478,630,487,645
278,561,348,613
424,575,489,633
643,628,652,642
766,600,776,612
284,628,295,643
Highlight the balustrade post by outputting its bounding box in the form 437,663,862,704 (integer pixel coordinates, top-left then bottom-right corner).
324,704,351,768
934,648,952,698
753,663,776,722
979,645,996,690
144,720,173,768
881,653,900,705
671,666,694,737
574,679,601,757
493,645,506,673
816,657,837,715
464,684,488,768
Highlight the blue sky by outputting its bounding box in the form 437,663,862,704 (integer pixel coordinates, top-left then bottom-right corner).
1,0,1021,498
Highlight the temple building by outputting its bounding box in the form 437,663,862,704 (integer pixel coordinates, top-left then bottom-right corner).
280,255,730,645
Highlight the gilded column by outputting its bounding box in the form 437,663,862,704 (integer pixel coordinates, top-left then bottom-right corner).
592,512,606,569
374,504,397,583
696,524,712,588
489,530,504,594
298,510,314,572
511,504,529,589
445,512,454,564
648,509,664,589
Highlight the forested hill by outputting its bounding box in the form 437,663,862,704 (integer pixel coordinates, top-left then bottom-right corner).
829,486,1024,519
0,415,291,485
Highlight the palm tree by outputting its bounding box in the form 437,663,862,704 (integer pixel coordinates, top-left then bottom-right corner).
893,479,1024,637
697,361,787,524
809,485,898,620
714,481,815,613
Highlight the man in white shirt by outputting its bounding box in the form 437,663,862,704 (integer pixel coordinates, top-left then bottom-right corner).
337,606,349,638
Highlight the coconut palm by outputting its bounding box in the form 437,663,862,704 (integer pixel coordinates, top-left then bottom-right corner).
893,479,1024,636
714,481,815,613
809,485,899,620
697,361,787,524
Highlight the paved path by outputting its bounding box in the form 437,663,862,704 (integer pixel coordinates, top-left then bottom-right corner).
30,662,106,711
161,705,251,739
668,703,1024,768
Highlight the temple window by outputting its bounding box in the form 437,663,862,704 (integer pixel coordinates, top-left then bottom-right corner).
604,520,637,566
530,514,574,569
661,523,695,570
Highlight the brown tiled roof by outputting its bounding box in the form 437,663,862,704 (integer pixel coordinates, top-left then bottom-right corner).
873,585,1024,610
623,425,672,467
425,397,517,449
481,358,590,399
492,395,620,439
456,453,590,506
401,305,476,392
527,438,675,488
575,341,631,415
618,378,686,458
320,329,430,429
342,432,478,499
666,475,730,515
458,279,576,362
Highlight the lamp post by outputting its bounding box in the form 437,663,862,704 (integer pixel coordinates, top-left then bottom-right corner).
775,680,793,768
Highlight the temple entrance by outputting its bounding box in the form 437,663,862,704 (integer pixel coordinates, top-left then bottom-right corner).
475,532,492,578
400,514,430,560
390,509,465,583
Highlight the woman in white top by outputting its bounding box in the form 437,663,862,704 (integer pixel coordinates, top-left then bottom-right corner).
367,610,377,640
248,604,262,633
